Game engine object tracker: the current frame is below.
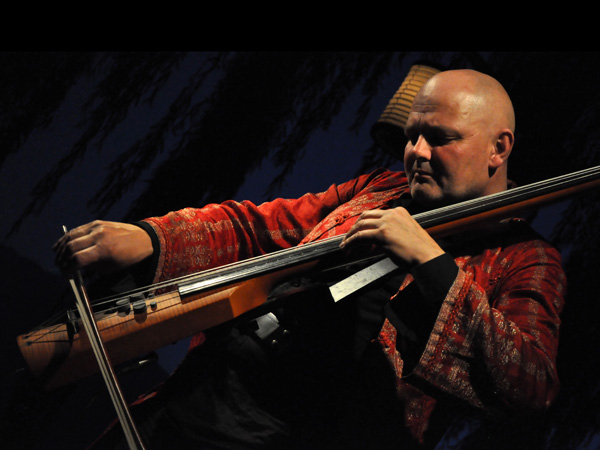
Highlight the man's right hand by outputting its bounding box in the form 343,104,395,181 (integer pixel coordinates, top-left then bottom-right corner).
53,220,153,274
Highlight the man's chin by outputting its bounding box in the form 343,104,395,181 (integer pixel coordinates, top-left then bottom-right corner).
413,192,474,212
410,187,446,209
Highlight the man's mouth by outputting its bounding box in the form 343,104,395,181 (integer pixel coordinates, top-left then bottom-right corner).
412,169,433,179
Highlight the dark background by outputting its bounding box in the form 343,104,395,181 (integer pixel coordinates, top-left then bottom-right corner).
1,51,599,449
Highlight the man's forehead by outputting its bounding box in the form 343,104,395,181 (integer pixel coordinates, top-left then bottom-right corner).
410,100,443,113
407,87,477,127
410,100,453,114
406,101,456,128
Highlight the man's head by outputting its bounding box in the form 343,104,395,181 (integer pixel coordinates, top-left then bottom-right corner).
403,69,515,208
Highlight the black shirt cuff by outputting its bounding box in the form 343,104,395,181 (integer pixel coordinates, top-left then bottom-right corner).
410,252,459,311
384,252,458,372
130,221,160,286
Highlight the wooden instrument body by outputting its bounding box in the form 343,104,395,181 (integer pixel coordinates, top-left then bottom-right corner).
18,264,312,390
17,166,600,390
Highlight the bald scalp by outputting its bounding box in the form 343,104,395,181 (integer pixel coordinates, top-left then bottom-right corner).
417,69,515,134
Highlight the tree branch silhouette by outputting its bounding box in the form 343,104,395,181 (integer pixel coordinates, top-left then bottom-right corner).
8,52,189,236
0,52,96,166
120,52,408,221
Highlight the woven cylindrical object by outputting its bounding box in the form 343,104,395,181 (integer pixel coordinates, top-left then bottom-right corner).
371,64,440,159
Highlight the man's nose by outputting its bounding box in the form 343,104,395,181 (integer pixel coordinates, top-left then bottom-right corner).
411,135,432,160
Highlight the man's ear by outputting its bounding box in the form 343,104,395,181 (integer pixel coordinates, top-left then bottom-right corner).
489,129,514,169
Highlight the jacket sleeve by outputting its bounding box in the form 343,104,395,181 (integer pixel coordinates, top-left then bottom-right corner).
411,238,566,413
140,172,380,283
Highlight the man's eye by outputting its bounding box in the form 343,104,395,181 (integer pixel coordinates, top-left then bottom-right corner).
426,133,452,147
404,131,420,145
405,130,454,147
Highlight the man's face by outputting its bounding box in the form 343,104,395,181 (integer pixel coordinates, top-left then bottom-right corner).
403,84,496,208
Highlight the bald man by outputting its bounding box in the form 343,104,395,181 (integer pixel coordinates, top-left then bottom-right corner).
342,69,516,266
55,70,565,450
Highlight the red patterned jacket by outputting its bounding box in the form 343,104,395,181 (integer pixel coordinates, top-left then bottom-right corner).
143,169,566,444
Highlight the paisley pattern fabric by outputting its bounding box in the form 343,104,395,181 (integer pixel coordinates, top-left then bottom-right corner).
377,233,565,442
143,169,566,444
144,169,408,281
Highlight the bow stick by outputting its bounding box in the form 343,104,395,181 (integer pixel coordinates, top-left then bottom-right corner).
63,226,146,450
